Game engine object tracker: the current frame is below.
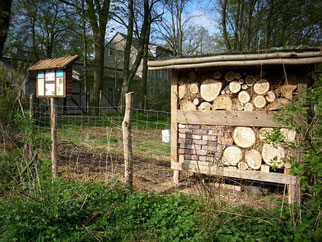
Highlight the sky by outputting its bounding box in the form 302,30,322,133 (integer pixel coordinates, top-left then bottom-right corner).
106,0,219,44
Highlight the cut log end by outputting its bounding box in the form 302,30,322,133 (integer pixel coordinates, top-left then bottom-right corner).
213,71,222,79
233,127,256,148
223,146,243,166
213,95,233,111
229,81,241,93
225,71,236,82
189,83,199,94
262,143,285,168
245,75,256,86
200,79,223,102
245,149,262,170
265,91,276,102
254,79,270,95
244,102,254,111
198,102,212,110
180,100,197,110
253,95,267,109
238,161,249,170
238,91,251,104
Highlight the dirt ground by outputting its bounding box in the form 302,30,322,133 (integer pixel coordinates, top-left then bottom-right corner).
57,141,286,209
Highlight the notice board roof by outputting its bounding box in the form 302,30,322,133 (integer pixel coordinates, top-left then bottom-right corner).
28,55,79,71
148,49,322,70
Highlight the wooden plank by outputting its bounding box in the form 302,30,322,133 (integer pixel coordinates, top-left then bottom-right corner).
177,110,287,127
171,71,179,183
171,161,298,185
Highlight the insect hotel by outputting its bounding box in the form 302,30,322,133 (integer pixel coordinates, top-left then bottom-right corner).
148,49,322,203
28,55,79,98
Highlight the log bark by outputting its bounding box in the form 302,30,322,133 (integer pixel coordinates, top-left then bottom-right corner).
200,79,222,102
122,92,134,189
268,98,290,110
178,84,186,100
262,143,285,168
238,90,250,104
280,84,297,100
253,95,267,109
223,146,243,166
265,91,275,102
212,95,232,111
181,100,197,110
233,127,256,148
198,102,212,110
245,149,262,170
254,79,270,95
229,81,241,93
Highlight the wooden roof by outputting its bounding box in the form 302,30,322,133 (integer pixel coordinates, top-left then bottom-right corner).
28,55,79,71
148,49,322,70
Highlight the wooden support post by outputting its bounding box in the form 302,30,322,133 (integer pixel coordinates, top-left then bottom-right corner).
171,71,179,184
50,97,57,179
122,92,134,189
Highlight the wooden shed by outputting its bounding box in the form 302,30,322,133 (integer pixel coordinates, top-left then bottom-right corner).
148,49,322,203
28,55,79,98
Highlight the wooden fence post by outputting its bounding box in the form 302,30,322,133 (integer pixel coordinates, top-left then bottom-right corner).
122,92,134,189
28,92,35,158
50,97,57,179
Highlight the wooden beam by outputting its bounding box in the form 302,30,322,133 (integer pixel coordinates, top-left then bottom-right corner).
148,57,322,70
177,110,286,127
148,51,322,67
171,71,179,183
171,162,298,185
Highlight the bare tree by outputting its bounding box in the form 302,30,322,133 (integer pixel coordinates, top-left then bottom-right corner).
0,0,12,56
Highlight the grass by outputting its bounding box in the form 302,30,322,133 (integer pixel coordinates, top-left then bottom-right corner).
35,113,171,161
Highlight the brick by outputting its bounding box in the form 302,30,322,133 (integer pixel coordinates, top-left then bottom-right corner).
178,138,192,144
192,135,201,140
196,150,207,156
202,146,216,151
180,144,201,150
178,133,186,139
179,128,192,134
202,135,217,141
187,124,200,129
184,155,198,160
198,156,207,161
193,129,208,135
217,137,234,146
178,124,186,129
207,141,217,147
192,140,207,145
209,129,224,136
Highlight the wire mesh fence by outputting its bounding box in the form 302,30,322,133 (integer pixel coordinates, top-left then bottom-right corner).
30,101,175,192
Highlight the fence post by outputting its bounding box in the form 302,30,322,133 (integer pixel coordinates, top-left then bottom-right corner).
50,97,57,179
122,92,134,189
28,93,35,158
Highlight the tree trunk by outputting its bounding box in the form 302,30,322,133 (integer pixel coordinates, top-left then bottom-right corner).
221,0,231,50
120,0,134,112
82,0,89,113
142,11,151,109
0,0,12,56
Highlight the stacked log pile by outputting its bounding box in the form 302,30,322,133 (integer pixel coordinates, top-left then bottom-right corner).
177,70,298,173
178,71,297,111
178,124,296,172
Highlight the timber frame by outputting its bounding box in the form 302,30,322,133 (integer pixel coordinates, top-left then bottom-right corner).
149,49,322,204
